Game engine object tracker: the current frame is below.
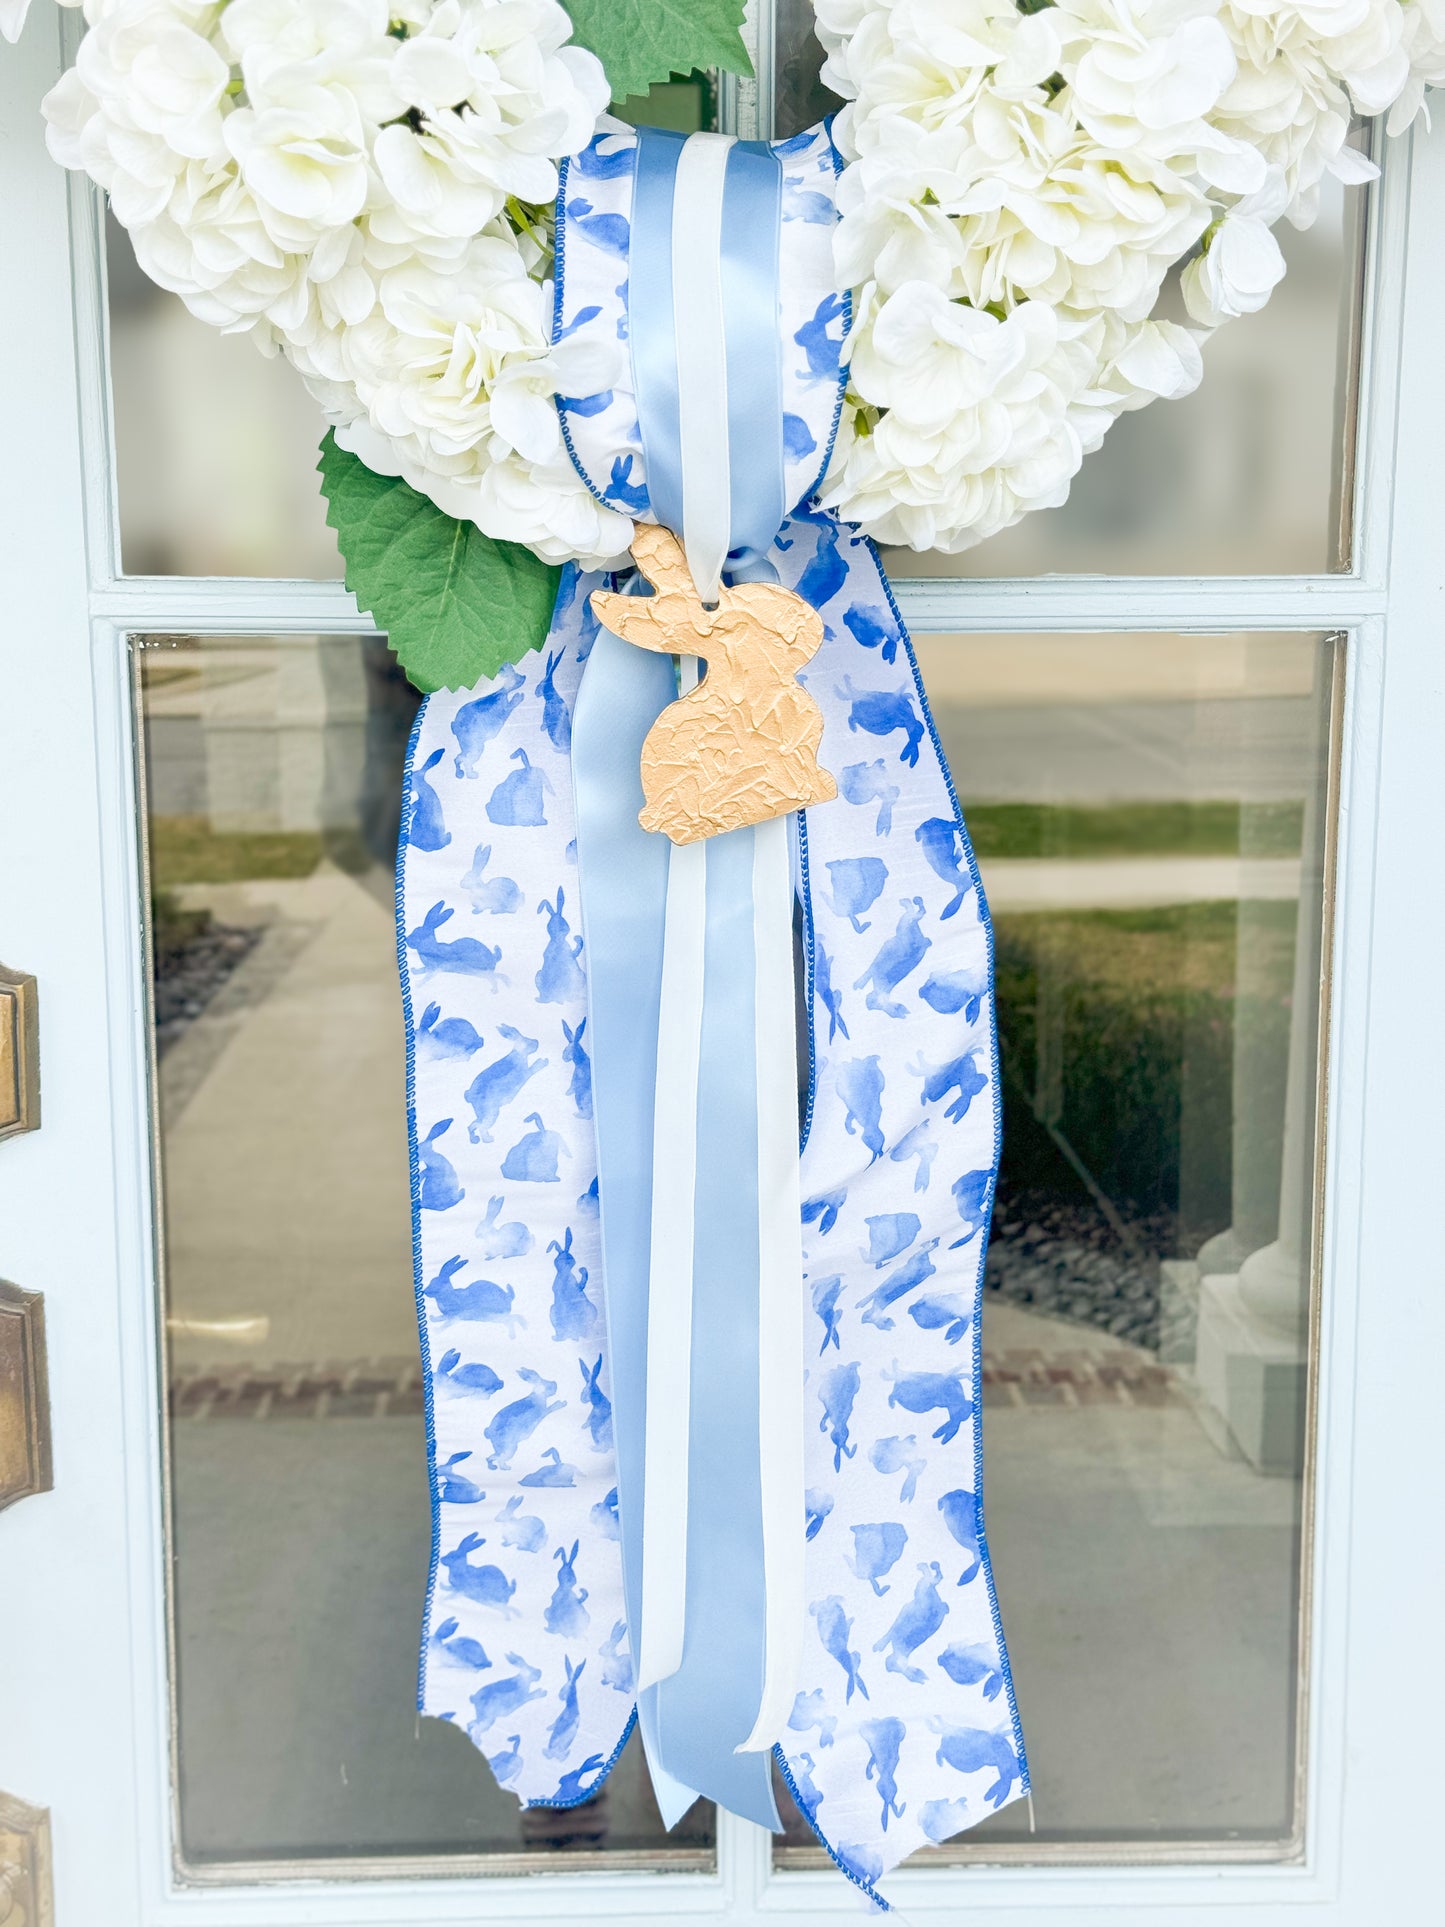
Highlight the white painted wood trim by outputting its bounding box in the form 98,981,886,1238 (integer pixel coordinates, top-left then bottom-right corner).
86,570,1385,638
0,14,148,1926
1,4,1440,1920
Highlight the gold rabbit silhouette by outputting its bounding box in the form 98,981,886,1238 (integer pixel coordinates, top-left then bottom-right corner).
589,524,838,845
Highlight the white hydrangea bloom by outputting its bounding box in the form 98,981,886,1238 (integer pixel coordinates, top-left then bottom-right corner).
1181,168,1292,322
819,289,1107,553
11,0,1443,563
822,0,1440,551
1393,0,1445,123
333,415,633,564
35,0,613,563
302,230,629,563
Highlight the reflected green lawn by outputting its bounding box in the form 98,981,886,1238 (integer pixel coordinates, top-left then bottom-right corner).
965,800,1305,860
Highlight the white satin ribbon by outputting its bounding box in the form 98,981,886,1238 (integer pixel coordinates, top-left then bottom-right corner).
738,813,807,1751
670,132,734,606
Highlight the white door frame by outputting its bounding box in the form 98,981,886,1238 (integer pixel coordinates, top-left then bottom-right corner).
2,10,1443,1924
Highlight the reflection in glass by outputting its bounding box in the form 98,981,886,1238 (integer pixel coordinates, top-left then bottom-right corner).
774,0,844,138
778,630,1335,1859
140,636,715,1869
108,219,344,579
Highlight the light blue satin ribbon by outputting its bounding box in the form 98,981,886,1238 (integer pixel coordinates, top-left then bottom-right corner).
569,127,790,1830
721,141,786,564
567,610,701,1826
631,130,786,567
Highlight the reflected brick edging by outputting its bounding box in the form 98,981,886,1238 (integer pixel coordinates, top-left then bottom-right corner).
168,1349,1185,1419
169,1358,427,1420
982,1348,1183,1409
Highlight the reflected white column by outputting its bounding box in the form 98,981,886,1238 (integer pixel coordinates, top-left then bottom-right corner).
1193,639,1331,1469
200,636,368,836
1235,643,1331,1335
1193,680,1297,1276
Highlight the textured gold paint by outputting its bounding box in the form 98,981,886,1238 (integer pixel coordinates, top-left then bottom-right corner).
590,525,838,845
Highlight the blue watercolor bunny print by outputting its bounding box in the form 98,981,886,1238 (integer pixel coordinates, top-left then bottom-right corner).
395,115,1026,1905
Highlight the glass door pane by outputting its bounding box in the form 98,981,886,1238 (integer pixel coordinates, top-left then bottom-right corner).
137,634,715,1873
778,629,1336,1861
108,220,345,580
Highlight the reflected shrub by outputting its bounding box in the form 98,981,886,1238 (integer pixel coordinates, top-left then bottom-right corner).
990,900,1297,1241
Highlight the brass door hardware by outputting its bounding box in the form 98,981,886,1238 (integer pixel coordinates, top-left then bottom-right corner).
0,1282,51,1515
0,966,39,1142
0,1791,53,1927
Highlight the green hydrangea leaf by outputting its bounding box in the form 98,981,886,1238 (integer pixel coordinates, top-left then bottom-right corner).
562,0,752,102
318,431,560,695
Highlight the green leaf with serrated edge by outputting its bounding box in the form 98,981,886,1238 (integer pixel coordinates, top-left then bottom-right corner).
318,432,560,695
562,0,751,103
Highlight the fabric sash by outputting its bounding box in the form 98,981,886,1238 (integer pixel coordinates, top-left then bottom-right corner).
398,118,1028,1906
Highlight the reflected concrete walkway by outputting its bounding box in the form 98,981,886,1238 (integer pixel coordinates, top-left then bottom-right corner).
941,1301,1299,1845
980,854,1301,912
161,864,414,1374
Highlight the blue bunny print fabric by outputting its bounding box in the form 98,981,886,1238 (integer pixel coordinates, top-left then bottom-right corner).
555,121,848,526
399,578,636,1809
772,506,1027,1881
395,110,1026,1904
399,529,1027,1893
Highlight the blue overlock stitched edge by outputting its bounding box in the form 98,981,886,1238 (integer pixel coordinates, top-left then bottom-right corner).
396,699,446,1719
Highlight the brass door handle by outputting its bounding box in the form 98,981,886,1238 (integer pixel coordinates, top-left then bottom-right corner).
0,965,39,1142
0,1793,52,1926
0,1282,51,1515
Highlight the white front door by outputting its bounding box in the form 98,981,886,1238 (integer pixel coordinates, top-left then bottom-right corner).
3,6,1444,1923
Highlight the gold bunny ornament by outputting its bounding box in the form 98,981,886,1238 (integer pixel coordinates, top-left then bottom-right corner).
589,524,838,845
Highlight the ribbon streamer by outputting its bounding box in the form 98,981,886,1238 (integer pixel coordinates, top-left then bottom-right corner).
399,120,1027,1901
572,125,802,1822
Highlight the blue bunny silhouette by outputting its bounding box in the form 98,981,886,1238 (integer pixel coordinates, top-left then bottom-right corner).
485,1368,563,1469
468,1656,544,1734
464,1026,546,1144
837,675,923,766
543,1656,586,1761
853,897,930,1019
910,1048,989,1123
872,1562,948,1682
837,1056,885,1163
407,747,451,852
809,1596,868,1703
839,758,900,836
441,1533,517,1616
452,665,525,778
544,1541,590,1638
817,1361,860,1470
915,817,973,919
870,1435,927,1505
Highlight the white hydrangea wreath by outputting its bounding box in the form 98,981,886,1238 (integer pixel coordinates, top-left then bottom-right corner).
4,0,1443,572
10,0,631,565
813,0,1445,552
